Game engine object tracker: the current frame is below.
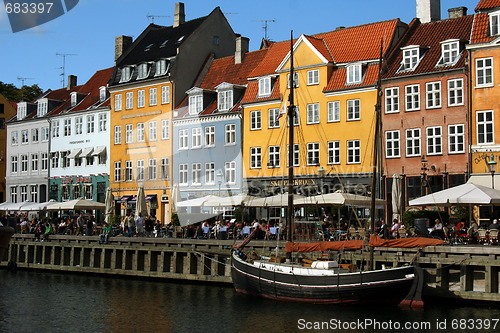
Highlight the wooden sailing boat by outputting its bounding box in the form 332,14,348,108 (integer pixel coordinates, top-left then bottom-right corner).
231,32,441,305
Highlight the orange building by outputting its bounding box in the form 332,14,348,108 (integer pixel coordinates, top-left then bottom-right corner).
0,94,17,202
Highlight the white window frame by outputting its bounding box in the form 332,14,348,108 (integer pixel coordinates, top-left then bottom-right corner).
161,86,170,104
405,84,420,111
149,121,157,141
347,140,360,164
400,46,420,71
114,161,122,182
328,141,340,165
287,143,300,167
189,94,203,115
306,103,320,124
161,158,170,179
136,160,145,181
149,88,157,106
204,126,215,147
347,63,362,84
137,63,149,79
307,69,319,85
137,123,145,142
406,128,421,157
268,146,280,168
161,119,169,140
75,117,83,135
385,87,399,113
114,125,122,145
385,130,400,158
125,124,133,143
205,163,215,184
477,110,494,145
225,124,236,145
476,57,493,87
268,108,280,129
448,124,465,154
250,147,262,169
98,113,107,132
192,163,202,185
490,10,500,36
125,92,133,109
307,142,320,166
192,128,202,148
426,126,442,156
438,40,460,66
250,110,261,130
125,160,133,181
179,129,188,150
218,89,233,111
426,81,441,109
258,77,271,97
148,159,157,180
225,161,236,184
137,90,145,108
347,99,360,121
448,78,464,107
179,164,188,185
87,115,95,134
115,94,122,111
327,101,340,122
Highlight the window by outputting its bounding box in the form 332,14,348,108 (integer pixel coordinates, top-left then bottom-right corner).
41,127,49,141
137,123,145,142
287,72,299,88
126,92,133,109
179,129,188,149
99,113,107,132
347,140,360,164
114,126,122,144
84,184,92,200
149,88,157,106
287,107,300,127
307,103,320,124
73,185,80,199
61,151,70,168
347,99,360,121
115,94,122,111
426,126,442,155
205,126,215,147
268,146,280,168
212,35,220,45
328,141,340,165
156,59,168,76
405,84,420,111
17,102,26,119
63,119,71,136
37,99,48,117
10,186,17,203
87,115,95,133
268,108,281,129
192,163,202,185
52,120,59,138
31,128,39,142
218,89,233,111
99,87,107,102
205,163,215,184
490,11,500,36
161,158,169,179
11,131,18,145
75,116,83,135
189,94,203,115
406,128,421,157
288,144,300,167
161,86,170,104
447,79,464,107
21,129,28,144
385,87,399,113
307,143,320,166
448,124,465,154
476,58,493,87
385,130,400,158
149,121,157,141
125,161,133,181
225,161,236,184
120,66,132,82
438,40,460,66
161,119,169,140
20,186,28,202
258,77,271,96
30,185,38,202
225,124,236,145
136,160,145,181
307,69,319,85
137,63,149,79
477,110,494,144
86,154,94,166
21,154,28,172
328,101,340,122
400,46,420,71
31,153,38,172
179,164,188,185
148,159,157,180
41,153,48,171
250,147,261,169
137,90,145,108
10,156,18,174
192,128,202,148
250,110,262,130
426,82,441,109
347,64,362,84
125,124,133,143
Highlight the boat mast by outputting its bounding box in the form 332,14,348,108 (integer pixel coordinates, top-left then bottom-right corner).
286,31,295,254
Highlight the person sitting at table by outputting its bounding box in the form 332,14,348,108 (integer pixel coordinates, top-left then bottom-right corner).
430,219,445,239
489,219,500,230
99,222,112,244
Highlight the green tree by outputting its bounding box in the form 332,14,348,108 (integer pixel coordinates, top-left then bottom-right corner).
0,81,43,102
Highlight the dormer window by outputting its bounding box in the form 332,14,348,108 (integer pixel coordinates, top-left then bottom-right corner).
144,43,154,51
217,84,233,112
188,93,203,115
155,59,168,76
17,102,27,120
490,10,500,36
37,98,48,117
437,39,460,66
346,63,363,85
120,66,132,82
137,63,150,79
99,86,107,102
258,77,271,97
160,40,168,48
71,92,78,107
400,46,422,71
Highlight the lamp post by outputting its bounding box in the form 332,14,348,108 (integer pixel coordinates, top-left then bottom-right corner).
216,170,223,196
317,166,326,194
486,155,497,189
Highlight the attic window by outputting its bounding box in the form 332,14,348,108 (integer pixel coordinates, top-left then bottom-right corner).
188,93,203,115
212,35,220,46
37,98,48,117
155,59,168,76
346,63,363,85
437,39,460,66
490,10,500,36
217,86,233,112
399,45,422,71
258,77,272,97
119,66,132,82
160,40,169,48
137,63,150,79
99,87,107,102
70,92,78,107
17,102,27,120
144,43,154,51
177,36,185,43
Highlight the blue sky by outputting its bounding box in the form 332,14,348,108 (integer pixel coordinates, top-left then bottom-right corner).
0,0,480,91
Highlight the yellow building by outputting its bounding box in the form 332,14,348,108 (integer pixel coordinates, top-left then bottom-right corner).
108,4,236,223
242,21,406,201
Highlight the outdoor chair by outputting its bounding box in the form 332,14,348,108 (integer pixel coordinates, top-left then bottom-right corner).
356,228,366,240
477,229,489,245
398,228,407,238
348,227,357,240
488,229,499,245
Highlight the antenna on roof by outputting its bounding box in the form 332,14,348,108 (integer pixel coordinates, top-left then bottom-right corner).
253,19,276,40
56,53,77,88
17,77,33,87
147,15,169,23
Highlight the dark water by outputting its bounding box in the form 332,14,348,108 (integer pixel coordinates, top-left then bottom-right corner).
0,270,499,333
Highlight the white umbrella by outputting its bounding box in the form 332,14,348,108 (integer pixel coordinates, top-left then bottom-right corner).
19,200,57,211
409,183,500,206
171,184,180,213
293,192,385,208
200,194,255,207
244,193,305,207
176,195,220,207
136,186,147,217
392,174,402,222
104,187,114,223
46,198,106,210
0,201,35,211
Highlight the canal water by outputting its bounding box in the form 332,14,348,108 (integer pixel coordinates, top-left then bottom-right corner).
0,270,498,333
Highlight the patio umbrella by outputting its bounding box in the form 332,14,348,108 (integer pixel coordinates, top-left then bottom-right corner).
293,192,385,208
243,193,305,207
104,187,114,223
136,186,147,218
19,200,57,211
176,195,220,208
392,174,402,222
409,183,500,206
46,198,106,210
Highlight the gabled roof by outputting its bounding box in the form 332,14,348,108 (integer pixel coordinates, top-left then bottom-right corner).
476,0,500,11
384,15,474,79
324,64,380,92
471,13,493,43
70,67,113,112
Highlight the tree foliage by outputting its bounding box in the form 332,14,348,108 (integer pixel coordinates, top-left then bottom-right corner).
0,81,43,102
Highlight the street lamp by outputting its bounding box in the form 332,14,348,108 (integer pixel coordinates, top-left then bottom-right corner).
317,166,326,194
486,155,497,189
216,170,223,196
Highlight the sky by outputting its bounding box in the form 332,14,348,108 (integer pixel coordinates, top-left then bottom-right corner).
0,0,481,92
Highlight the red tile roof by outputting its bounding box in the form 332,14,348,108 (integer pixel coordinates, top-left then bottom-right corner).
384,15,474,79
324,64,380,92
303,35,333,62
70,67,113,112
476,0,500,11
471,13,494,43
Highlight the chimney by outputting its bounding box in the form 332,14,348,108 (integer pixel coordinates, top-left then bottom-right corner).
67,75,77,90
416,0,441,23
115,35,133,61
173,2,185,28
235,36,249,64
448,7,467,19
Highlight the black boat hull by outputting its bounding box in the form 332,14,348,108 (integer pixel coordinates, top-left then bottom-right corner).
231,251,414,304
